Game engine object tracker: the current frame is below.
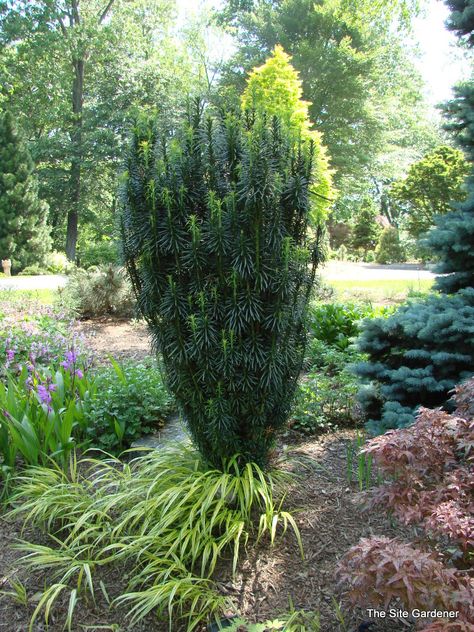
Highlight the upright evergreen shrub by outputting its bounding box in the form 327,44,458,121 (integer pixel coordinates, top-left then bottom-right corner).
242,45,334,222
120,105,322,467
0,110,51,271
355,0,474,434
351,198,381,257
375,226,405,264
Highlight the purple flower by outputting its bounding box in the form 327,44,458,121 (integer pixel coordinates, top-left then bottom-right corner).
75,369,84,379
61,348,78,372
37,384,52,406
6,349,15,362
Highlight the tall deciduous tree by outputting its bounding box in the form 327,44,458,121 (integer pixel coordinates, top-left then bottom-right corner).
390,145,469,238
0,110,51,271
216,0,436,199
1,0,120,261
0,0,199,261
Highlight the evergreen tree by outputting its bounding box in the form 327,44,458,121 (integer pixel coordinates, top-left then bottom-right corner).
120,103,322,469
354,0,474,433
351,198,381,256
0,110,51,271
375,226,405,264
241,45,333,222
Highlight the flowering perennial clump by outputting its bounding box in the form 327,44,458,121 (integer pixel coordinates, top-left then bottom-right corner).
0,342,94,476
0,300,88,374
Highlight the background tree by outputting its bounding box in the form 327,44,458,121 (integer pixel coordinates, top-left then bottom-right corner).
216,0,441,203
0,110,51,271
375,226,405,264
355,0,474,434
0,0,202,261
121,99,322,468
351,198,382,256
390,145,469,238
241,45,334,221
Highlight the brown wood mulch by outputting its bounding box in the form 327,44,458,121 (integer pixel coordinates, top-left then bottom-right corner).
76,318,153,364
0,320,417,631
0,431,417,632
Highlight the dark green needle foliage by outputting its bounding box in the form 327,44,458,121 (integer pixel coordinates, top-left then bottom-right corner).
120,103,322,468
354,0,474,434
445,0,474,44
0,110,51,271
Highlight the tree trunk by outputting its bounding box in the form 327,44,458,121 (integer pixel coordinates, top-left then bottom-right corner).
65,57,84,261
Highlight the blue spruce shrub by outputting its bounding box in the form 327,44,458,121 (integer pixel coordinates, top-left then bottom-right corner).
356,289,474,433
354,1,474,433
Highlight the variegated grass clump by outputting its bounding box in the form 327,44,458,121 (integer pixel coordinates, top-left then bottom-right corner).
9,444,301,631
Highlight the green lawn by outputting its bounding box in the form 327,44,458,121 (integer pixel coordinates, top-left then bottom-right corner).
0,288,56,304
328,278,434,304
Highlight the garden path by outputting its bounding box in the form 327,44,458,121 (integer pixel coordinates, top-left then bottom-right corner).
0,274,67,290
0,262,436,291
320,261,436,281
77,318,151,362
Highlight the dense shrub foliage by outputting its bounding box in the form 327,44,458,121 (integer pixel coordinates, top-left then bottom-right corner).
59,265,135,318
374,226,405,264
361,379,474,554
307,302,393,351
18,251,73,276
357,290,474,433
351,198,381,256
291,366,361,434
390,145,469,238
121,106,323,468
338,536,474,629
0,111,51,271
292,305,393,435
337,378,474,630
77,239,119,269
85,360,174,453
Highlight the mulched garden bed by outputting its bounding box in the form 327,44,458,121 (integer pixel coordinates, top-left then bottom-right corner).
0,320,416,631
0,430,416,632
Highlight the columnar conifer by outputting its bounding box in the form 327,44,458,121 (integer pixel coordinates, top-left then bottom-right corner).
0,110,51,270
120,103,322,467
242,46,334,222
